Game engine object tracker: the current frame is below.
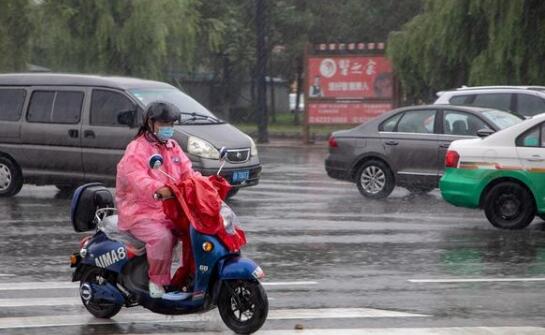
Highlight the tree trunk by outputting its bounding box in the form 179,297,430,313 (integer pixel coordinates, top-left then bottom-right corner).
270,61,276,123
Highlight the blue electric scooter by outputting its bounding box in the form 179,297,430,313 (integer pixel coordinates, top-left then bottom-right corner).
69,151,268,334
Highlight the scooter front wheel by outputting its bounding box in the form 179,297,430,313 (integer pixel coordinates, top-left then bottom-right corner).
218,280,268,334
79,267,122,319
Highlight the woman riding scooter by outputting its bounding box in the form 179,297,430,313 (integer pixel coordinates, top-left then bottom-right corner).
116,101,196,298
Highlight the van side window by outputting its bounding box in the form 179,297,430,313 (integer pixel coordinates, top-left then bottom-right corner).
27,91,83,124
91,90,134,126
0,89,26,121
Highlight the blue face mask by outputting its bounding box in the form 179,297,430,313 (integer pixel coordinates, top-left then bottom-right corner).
156,127,174,141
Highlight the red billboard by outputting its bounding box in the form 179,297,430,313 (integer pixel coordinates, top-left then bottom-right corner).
307,56,393,99
308,101,393,124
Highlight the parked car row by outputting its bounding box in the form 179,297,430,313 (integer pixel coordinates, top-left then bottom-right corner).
326,85,545,230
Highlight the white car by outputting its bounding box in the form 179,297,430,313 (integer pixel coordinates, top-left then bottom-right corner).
440,113,545,229
434,86,545,118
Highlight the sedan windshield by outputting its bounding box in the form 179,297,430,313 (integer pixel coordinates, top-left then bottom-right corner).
482,110,522,129
129,88,221,124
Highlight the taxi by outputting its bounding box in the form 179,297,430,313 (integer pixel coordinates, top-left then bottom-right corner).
440,114,545,229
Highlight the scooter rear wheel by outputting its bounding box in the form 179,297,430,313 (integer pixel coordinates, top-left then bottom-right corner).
218,280,268,334
80,267,122,318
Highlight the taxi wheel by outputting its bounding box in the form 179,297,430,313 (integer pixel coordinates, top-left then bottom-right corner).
484,182,535,230
356,160,395,199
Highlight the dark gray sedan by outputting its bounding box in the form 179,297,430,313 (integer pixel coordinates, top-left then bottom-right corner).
325,104,522,198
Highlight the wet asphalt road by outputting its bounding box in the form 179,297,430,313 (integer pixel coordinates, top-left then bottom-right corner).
1,142,545,334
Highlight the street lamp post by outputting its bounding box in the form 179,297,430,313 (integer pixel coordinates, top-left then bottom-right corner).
255,0,269,143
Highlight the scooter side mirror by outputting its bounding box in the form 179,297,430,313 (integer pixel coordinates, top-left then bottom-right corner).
149,154,164,169
219,147,228,160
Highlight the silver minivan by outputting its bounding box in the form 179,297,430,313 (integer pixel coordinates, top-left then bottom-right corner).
0,73,261,197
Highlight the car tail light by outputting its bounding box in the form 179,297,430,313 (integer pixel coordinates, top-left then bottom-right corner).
328,136,338,148
445,150,460,168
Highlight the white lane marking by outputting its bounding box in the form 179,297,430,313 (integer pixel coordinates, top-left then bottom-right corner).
122,328,545,335
0,274,15,277
16,204,51,208
268,308,427,319
0,296,274,307
410,278,545,283
0,297,80,307
0,308,427,329
0,282,78,291
0,281,317,291
263,281,318,286
0,219,66,224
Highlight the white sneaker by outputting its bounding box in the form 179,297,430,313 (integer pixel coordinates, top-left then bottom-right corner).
149,281,165,298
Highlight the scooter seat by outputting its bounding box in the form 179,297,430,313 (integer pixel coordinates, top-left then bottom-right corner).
100,215,146,256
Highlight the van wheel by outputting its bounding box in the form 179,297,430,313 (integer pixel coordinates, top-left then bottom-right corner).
484,181,535,230
0,157,23,197
355,160,395,199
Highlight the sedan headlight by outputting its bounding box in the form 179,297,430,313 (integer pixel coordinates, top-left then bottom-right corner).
188,136,220,159
247,135,258,157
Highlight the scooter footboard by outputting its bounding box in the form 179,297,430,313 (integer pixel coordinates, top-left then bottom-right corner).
219,257,264,281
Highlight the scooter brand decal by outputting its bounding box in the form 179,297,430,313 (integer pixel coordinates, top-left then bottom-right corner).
199,265,209,273
95,247,127,268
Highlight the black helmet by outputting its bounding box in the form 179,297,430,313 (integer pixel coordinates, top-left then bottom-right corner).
144,101,180,123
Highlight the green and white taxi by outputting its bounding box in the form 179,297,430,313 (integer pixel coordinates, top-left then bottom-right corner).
440,113,545,229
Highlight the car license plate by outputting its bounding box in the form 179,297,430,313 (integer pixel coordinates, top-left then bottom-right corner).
232,170,250,183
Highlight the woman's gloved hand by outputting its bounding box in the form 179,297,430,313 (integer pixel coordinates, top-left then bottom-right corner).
154,186,173,200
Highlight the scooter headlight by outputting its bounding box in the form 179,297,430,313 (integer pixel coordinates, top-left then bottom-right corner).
188,136,220,159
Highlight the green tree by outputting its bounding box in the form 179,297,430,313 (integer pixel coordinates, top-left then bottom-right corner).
0,0,33,72
195,0,422,120
31,0,201,80
388,0,545,103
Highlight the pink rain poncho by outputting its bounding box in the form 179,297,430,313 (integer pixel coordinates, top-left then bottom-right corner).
116,134,197,285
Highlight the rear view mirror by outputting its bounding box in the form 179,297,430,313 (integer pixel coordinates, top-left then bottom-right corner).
117,110,136,127
476,128,495,138
219,146,228,160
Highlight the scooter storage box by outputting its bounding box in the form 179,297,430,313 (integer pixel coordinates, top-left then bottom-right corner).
71,183,114,232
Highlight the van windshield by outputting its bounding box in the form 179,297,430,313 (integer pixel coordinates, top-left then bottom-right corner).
129,88,221,124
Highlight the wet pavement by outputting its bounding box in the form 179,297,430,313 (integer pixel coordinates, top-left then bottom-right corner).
1,143,545,334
